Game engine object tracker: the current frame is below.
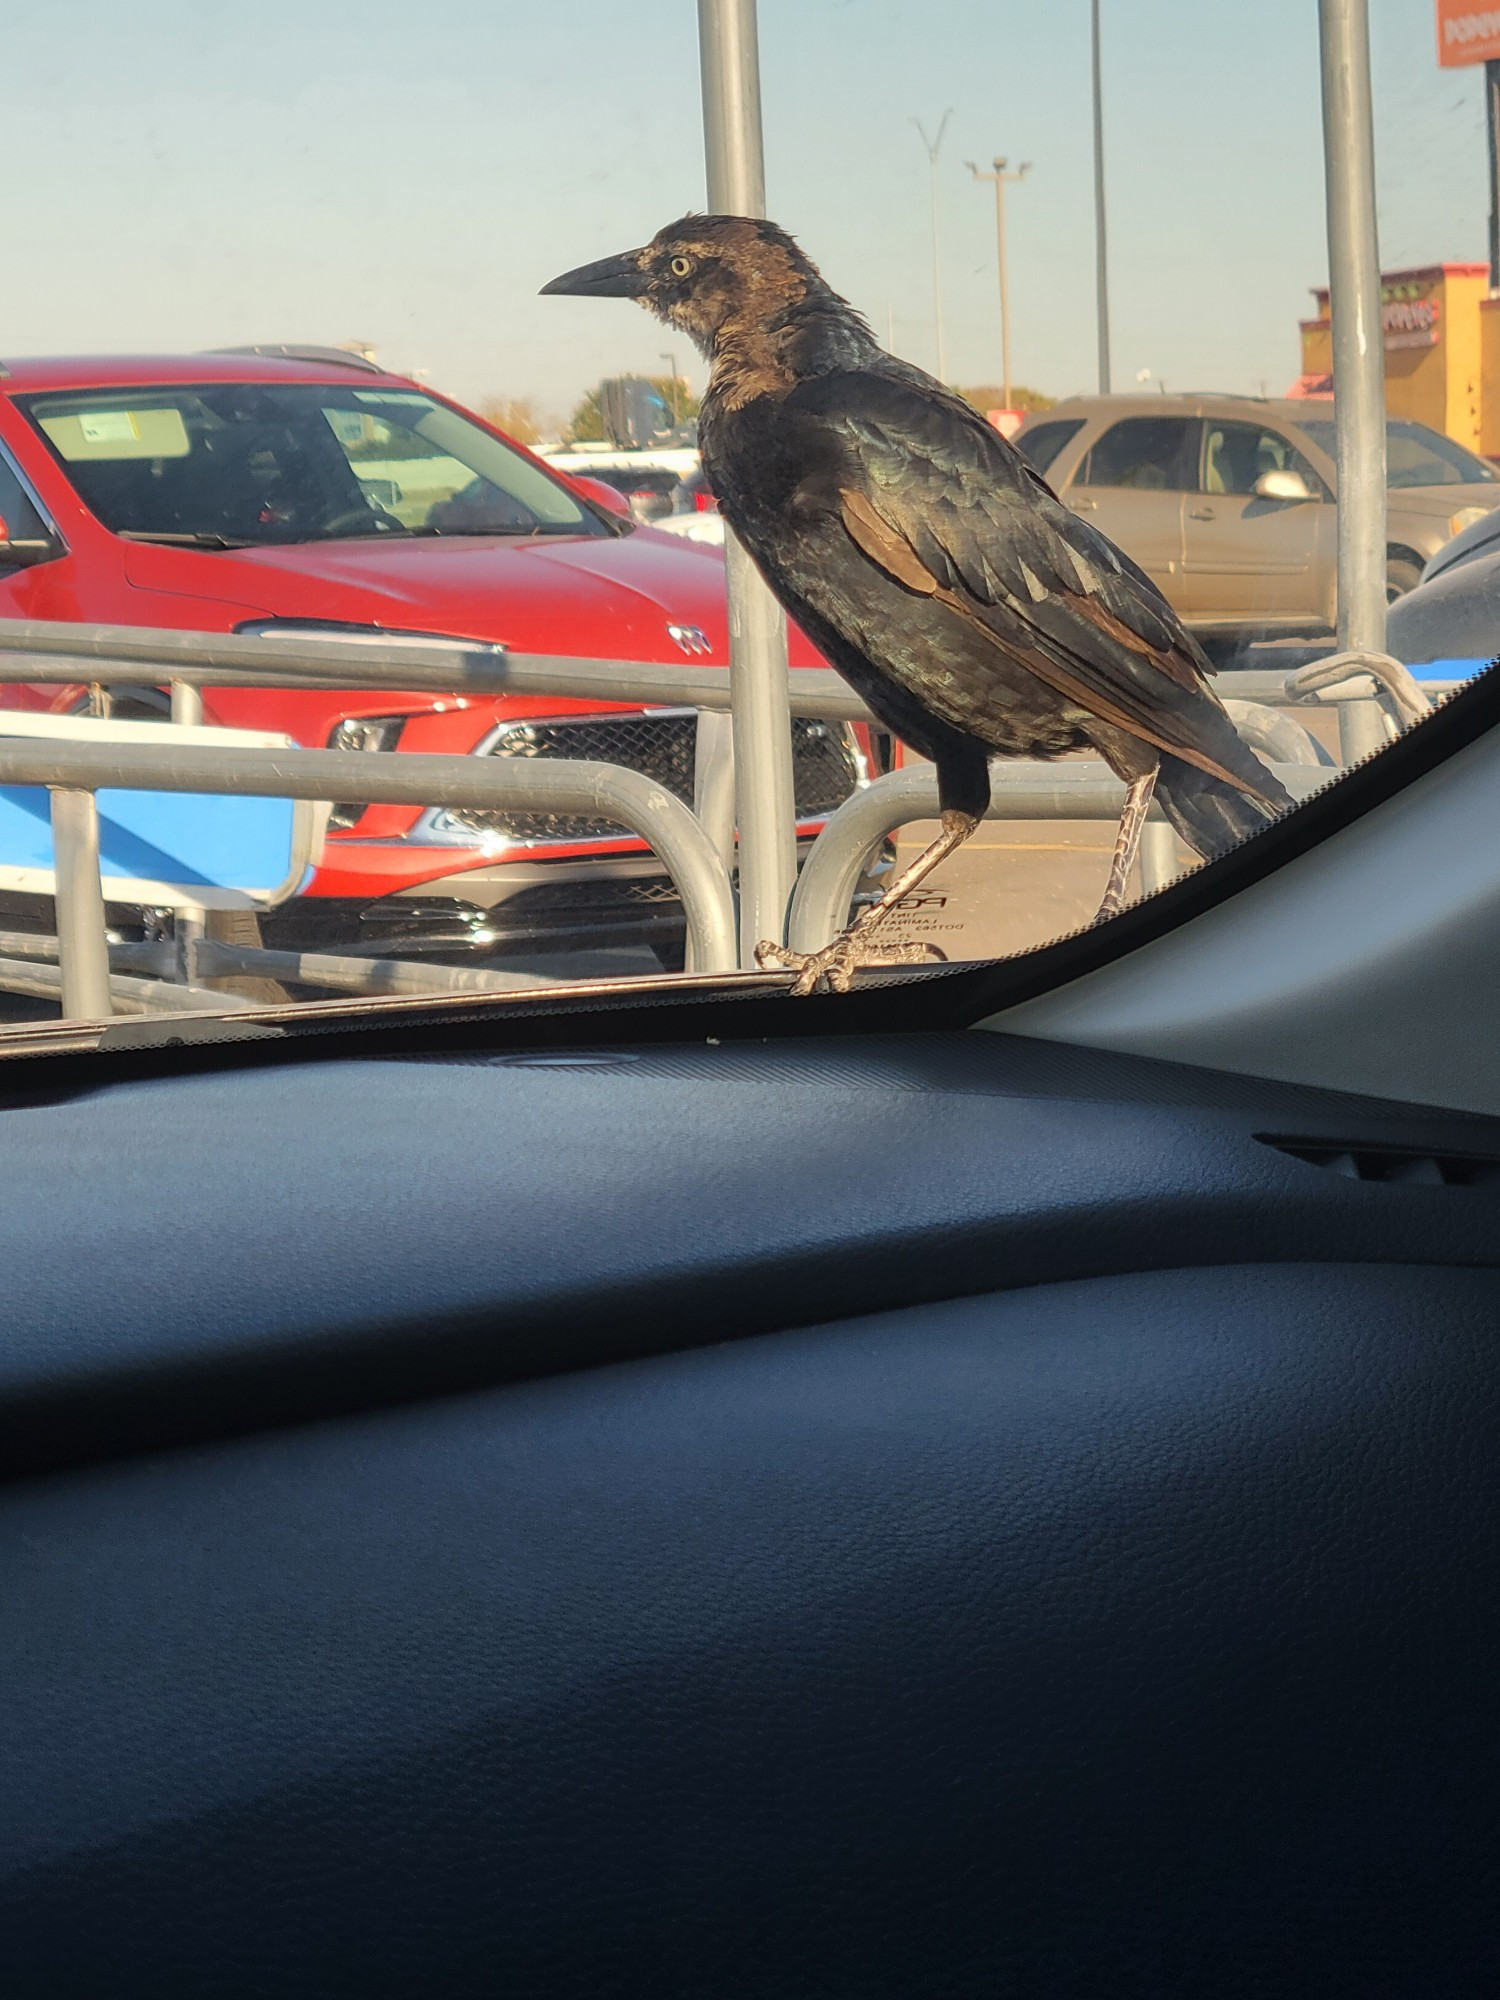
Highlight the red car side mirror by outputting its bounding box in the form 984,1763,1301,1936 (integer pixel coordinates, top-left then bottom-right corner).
569,477,633,522
0,514,59,568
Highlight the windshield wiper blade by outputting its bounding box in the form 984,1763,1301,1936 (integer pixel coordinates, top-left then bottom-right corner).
116,530,258,549
393,524,583,540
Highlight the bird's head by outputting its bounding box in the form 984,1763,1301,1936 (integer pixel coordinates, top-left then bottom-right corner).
541,215,829,359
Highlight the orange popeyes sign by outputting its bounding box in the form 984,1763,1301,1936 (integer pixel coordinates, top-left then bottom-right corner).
1438,0,1500,65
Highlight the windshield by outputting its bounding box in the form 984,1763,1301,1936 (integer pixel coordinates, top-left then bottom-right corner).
0,4,1490,1047
1298,418,1499,488
17,384,601,545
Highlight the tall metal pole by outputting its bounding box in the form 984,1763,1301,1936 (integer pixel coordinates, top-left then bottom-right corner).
1487,60,1500,293
1318,0,1387,682
697,0,798,964
932,153,944,381
969,157,1031,409
914,113,952,381
995,167,1012,409
1091,0,1111,393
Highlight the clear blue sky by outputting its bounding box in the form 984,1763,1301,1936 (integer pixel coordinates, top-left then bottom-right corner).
2,0,1480,424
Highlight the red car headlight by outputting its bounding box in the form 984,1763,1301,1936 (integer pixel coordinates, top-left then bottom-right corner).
328,715,407,756
325,714,409,830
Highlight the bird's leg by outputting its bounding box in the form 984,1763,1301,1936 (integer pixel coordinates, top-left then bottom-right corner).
1093,766,1159,924
757,808,982,996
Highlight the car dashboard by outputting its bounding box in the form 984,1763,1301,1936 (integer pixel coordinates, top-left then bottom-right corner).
1,1026,1496,1993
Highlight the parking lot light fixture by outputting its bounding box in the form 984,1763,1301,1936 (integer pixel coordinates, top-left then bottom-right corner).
913,111,953,381
967,156,1031,412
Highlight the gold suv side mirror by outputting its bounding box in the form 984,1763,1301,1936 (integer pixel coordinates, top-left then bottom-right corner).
1253,468,1314,503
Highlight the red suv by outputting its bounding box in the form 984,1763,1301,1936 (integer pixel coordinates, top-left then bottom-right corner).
0,349,870,967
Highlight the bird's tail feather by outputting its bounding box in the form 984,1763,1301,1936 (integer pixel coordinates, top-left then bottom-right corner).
1155,754,1291,863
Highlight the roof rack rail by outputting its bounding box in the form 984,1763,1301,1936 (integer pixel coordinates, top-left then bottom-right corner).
0,362,10,379
206,344,387,375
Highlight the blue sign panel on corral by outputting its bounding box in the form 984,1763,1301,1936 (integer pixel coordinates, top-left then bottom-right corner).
1404,657,1491,681
0,715,325,909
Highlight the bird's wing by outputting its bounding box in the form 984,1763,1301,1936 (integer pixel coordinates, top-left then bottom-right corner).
795,374,1261,795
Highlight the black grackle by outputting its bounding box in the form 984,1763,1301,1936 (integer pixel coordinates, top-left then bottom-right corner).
544,216,1292,994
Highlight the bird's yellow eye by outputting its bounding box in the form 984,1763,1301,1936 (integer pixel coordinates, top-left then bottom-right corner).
669,255,694,278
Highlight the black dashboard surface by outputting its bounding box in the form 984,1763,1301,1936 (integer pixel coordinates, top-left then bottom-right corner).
2,1029,1497,1993
2,1028,1499,1477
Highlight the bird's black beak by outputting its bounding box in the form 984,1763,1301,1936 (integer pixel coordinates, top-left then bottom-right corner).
539,249,648,299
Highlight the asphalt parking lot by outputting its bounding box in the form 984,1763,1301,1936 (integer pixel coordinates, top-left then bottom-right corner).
880,815,1160,961
874,650,1345,964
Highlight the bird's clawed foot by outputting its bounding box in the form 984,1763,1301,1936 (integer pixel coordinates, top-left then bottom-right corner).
756,933,948,996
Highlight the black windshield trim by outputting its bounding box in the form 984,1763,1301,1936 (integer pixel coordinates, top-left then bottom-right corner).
115,530,259,548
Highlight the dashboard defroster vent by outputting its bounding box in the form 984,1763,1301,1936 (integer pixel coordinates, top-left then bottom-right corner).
1257,1136,1500,1187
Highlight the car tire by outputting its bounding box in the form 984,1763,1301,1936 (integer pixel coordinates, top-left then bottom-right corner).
1386,555,1423,603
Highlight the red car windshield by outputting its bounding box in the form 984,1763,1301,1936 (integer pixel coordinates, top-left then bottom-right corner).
15,382,608,547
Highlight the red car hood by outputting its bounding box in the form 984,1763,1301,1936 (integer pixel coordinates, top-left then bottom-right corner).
123,529,825,668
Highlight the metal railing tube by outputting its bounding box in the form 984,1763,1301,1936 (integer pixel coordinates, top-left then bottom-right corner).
1137,821,1180,897
0,633,881,720
0,618,513,682
693,708,737,869
0,930,175,976
49,789,113,1020
698,0,799,963
0,928,532,1005
193,941,554,999
1286,648,1430,728
10,624,1448,742
0,741,738,983
0,954,260,1014
1219,699,1329,768
786,759,1329,955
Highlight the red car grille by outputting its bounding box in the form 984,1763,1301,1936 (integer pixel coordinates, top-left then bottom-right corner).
429,711,863,845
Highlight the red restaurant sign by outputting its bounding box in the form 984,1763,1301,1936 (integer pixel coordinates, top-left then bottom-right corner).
1438,0,1500,66
1383,291,1440,350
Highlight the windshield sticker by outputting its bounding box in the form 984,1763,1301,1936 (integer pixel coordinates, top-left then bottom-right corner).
326,411,368,445
38,407,191,461
79,412,139,444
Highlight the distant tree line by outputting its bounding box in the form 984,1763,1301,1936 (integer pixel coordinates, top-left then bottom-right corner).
478,398,544,446
953,384,1055,414
476,378,1042,449
562,377,701,444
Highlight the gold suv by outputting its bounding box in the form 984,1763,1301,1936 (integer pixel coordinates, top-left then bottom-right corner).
1014,395,1500,644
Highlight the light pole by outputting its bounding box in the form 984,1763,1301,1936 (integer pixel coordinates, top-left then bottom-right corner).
967,156,1031,409
912,111,952,380
1318,0,1387,677
1091,0,1111,393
